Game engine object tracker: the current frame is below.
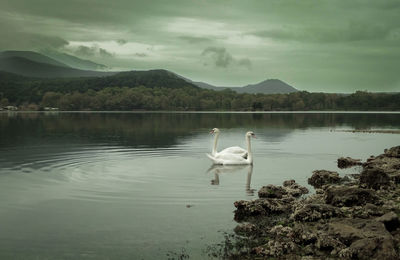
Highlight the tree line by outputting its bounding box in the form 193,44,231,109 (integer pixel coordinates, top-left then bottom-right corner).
0,87,396,111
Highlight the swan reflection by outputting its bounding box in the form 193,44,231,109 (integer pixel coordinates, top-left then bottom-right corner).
207,165,255,195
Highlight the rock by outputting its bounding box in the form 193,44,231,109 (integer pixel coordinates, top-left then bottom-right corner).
325,186,379,207
337,157,362,168
308,170,341,188
258,184,287,198
283,179,296,187
344,237,397,260
327,221,365,246
234,223,256,235
359,167,390,190
234,197,295,221
384,146,400,158
292,204,343,222
328,219,397,259
376,212,400,232
284,181,309,197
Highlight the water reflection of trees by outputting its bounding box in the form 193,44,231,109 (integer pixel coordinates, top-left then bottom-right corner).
0,112,399,147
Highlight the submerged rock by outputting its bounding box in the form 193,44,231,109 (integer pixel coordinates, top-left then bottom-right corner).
337,157,362,168
308,170,341,188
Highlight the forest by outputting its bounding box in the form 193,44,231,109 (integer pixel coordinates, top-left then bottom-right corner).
0,71,399,111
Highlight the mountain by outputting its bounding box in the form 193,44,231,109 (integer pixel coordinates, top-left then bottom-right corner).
0,69,199,103
0,56,116,78
0,50,69,68
235,79,298,94
192,79,298,94
41,50,108,71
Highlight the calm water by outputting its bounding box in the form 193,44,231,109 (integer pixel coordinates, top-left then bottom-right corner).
0,112,399,259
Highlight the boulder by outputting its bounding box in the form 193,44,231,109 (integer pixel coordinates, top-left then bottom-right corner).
384,146,400,158
359,167,390,190
337,157,362,168
376,212,400,232
308,170,341,188
325,186,379,207
258,184,288,199
283,180,309,197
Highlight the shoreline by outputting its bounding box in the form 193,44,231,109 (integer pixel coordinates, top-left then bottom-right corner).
212,146,400,259
1,110,400,114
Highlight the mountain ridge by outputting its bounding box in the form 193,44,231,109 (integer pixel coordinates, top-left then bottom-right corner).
0,49,298,94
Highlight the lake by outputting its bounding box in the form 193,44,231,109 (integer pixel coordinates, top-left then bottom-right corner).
0,112,399,259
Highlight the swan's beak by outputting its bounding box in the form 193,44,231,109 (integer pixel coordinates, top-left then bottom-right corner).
253,134,257,138
210,130,214,134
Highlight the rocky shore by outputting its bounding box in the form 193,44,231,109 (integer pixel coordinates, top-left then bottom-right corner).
225,146,400,259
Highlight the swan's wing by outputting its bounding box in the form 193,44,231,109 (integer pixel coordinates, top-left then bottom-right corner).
206,153,224,165
212,153,249,165
219,146,248,159
220,146,246,154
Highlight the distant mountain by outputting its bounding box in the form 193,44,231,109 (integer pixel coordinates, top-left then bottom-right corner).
235,79,298,94
191,79,298,94
0,56,115,78
0,50,69,68
41,50,108,71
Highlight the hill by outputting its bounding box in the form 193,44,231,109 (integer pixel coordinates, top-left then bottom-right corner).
191,79,298,94
0,56,115,78
41,50,108,71
0,50,69,68
236,79,298,94
0,69,199,103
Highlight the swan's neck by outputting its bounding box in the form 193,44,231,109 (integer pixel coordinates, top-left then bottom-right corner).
246,136,253,164
212,133,219,155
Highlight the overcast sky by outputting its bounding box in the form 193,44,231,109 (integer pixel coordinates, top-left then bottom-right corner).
1,0,399,92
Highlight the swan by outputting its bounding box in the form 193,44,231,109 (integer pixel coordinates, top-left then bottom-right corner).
210,128,248,158
207,131,256,165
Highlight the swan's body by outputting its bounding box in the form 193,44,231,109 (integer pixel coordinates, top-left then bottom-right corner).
207,131,255,165
210,128,247,158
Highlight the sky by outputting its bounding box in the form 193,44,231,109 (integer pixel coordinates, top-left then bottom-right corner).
1,0,400,92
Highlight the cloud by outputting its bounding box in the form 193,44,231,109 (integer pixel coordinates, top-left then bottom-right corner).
238,58,252,70
71,45,114,58
250,21,397,43
0,20,69,50
134,52,148,57
178,35,212,44
201,46,252,70
116,39,127,45
201,47,233,68
99,48,113,58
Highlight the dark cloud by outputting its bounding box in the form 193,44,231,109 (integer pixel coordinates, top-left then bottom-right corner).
201,47,233,68
134,53,147,57
99,48,113,58
73,45,114,58
250,21,398,43
178,36,212,44
201,47,252,70
116,39,127,45
238,58,252,70
0,20,68,50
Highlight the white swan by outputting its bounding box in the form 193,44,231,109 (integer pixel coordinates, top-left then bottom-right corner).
207,131,256,165
210,128,248,158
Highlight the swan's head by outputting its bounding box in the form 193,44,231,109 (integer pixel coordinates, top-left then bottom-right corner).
210,128,220,134
246,131,256,138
